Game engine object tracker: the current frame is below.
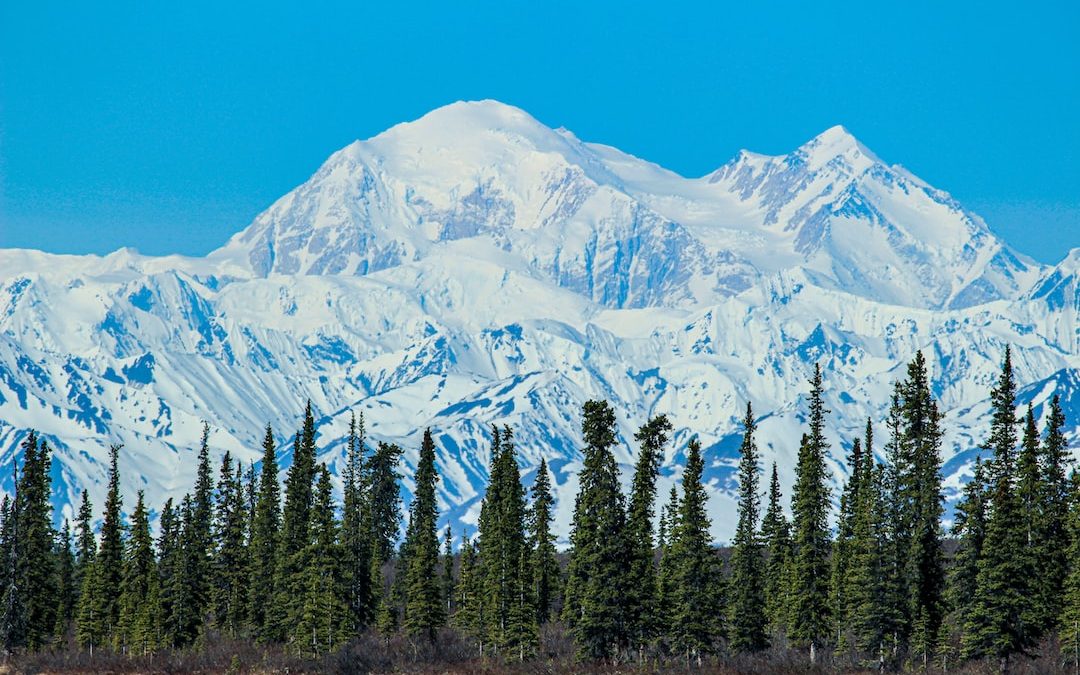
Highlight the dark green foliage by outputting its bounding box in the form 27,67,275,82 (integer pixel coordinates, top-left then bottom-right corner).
760,462,792,637
789,365,832,650
528,458,559,625
249,424,280,639
53,520,76,637
213,455,249,635
830,436,862,649
117,491,158,654
1,478,27,653
625,414,670,654
562,401,629,660
729,402,768,653
667,437,725,659
947,459,986,644
846,422,891,656
365,441,404,566
454,535,483,640
192,423,215,622
95,445,125,646
73,490,95,610
656,484,681,643
403,429,444,640
340,412,373,632
477,426,535,659
293,466,348,655
962,347,1036,664
1060,470,1080,654
11,433,58,650
441,525,454,621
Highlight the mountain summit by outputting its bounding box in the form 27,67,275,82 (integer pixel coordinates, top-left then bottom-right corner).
0,101,1075,541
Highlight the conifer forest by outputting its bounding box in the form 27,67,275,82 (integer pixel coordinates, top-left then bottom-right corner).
2,348,1078,674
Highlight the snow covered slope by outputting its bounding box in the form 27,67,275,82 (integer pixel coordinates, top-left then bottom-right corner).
0,101,1075,542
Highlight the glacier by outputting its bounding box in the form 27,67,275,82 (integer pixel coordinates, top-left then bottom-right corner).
0,100,1076,543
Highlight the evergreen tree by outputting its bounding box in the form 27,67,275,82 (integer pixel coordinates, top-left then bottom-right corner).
117,491,157,655
831,437,862,649
162,495,201,648
1,472,27,654
729,402,768,653
528,458,559,625
847,454,892,658
191,423,215,623
340,412,373,632
1016,404,1046,636
441,525,455,621
14,433,59,649
249,424,280,639
667,438,725,662
947,459,986,648
53,520,76,638
294,466,348,655
562,401,629,660
761,462,792,637
454,535,483,641
478,426,535,658
656,484,681,647
73,490,95,613
1059,470,1080,661
212,454,249,634
155,498,178,646
789,365,832,656
94,444,125,645
962,347,1035,667
365,441,404,566
625,413,670,655
1040,396,1070,634
403,429,444,640
900,352,946,660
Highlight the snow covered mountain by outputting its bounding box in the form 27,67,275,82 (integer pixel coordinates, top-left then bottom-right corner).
0,100,1075,542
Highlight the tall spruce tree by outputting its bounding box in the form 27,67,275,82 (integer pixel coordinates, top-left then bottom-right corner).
656,484,681,646
294,465,348,655
528,458,559,625
340,412,373,631
117,491,157,655
962,347,1035,667
94,444,124,646
441,526,455,621
54,520,76,638
562,401,629,660
667,437,725,662
249,424,280,639
730,402,768,653
14,433,58,650
403,429,444,640
191,424,215,624
831,437,862,649
625,414,671,656
212,454,249,634
1059,469,1080,661
1040,396,1070,634
947,459,986,648
1,467,27,653
789,365,832,657
73,490,95,614
846,433,892,657
761,462,792,637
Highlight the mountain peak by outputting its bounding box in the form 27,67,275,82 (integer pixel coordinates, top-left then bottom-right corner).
794,124,881,169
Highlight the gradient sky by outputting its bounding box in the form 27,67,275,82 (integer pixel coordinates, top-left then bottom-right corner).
1,1,1077,263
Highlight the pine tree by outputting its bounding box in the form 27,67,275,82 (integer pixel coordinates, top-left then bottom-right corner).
761,462,792,638
667,437,725,662
95,444,124,645
14,433,59,649
0,472,27,654
454,535,483,641
478,426,535,658
946,459,986,648
340,412,373,632
155,498,178,646
656,484,681,647
117,491,157,655
73,490,95,614
730,402,768,653
294,466,348,655
191,423,215,624
53,520,76,638
562,401,629,660
403,428,444,641
831,436,862,650
625,414,670,656
1040,396,1070,635
161,495,201,648
1016,404,1046,636
249,424,280,640
900,352,945,661
212,454,249,634
880,385,908,656
528,458,559,625
789,365,832,656
365,441,404,566
962,347,1035,667
1059,470,1080,662
441,525,455,621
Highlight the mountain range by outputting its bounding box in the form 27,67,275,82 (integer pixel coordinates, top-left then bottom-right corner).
1,100,1076,541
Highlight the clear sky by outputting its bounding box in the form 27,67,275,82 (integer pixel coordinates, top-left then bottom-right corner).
1,1,1077,263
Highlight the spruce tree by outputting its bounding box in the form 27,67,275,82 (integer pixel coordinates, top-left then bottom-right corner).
212,454,249,634
656,484,680,647
191,423,215,623
846,445,891,658
962,347,1035,667
729,402,768,653
1016,404,1046,636
365,440,404,566
441,525,455,621
528,458,559,625
403,429,444,640
789,365,832,656
667,437,725,662
454,535,484,641
562,401,629,660
73,490,95,613
249,424,280,639
831,437,862,649
947,459,986,648
1059,470,1080,662
340,412,373,632
1040,396,1070,634
94,444,125,645
14,433,59,649
0,472,27,653
117,491,157,655
294,465,348,655
761,462,792,637
53,520,76,638
625,413,671,656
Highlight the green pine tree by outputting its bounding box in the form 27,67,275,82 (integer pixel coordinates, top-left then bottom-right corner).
14,433,59,650
730,402,768,653
1059,469,1080,662
528,458,560,625
562,401,630,660
403,428,445,641
831,436,862,650
249,424,280,640
191,423,215,624
94,444,125,646
340,412,373,632
53,520,76,639
761,462,793,638
625,413,671,656
212,454,249,635
789,365,832,657
116,491,157,655
441,525,455,622
293,466,348,655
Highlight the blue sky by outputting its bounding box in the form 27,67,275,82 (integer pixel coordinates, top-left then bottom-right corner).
1,1,1077,263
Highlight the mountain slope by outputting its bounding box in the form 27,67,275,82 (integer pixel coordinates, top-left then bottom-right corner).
0,101,1074,542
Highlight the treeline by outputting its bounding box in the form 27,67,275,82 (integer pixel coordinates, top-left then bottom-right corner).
0,348,1076,672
